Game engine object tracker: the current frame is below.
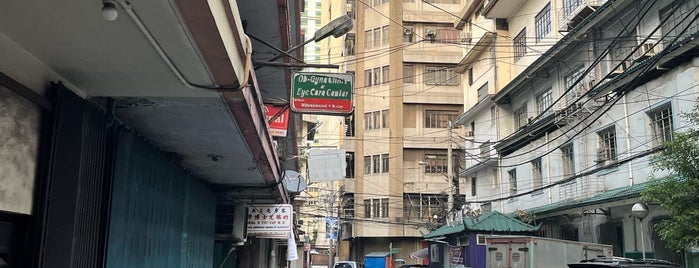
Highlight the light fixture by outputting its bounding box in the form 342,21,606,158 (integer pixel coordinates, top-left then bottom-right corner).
631,203,649,260
101,0,118,21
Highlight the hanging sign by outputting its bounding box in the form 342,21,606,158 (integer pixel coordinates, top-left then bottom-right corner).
264,104,290,137
247,204,293,237
291,72,354,115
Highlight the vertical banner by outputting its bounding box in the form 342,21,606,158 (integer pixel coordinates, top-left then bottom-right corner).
325,216,339,240
287,232,299,261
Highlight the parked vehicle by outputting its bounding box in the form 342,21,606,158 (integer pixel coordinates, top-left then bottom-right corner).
486,236,613,268
568,257,681,268
333,261,361,268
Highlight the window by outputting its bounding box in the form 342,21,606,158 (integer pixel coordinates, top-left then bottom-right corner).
648,103,673,146
364,30,372,48
513,29,527,61
563,0,583,17
382,26,390,45
564,67,586,102
344,33,355,56
425,110,459,128
514,104,528,129
344,114,355,137
404,65,414,83
477,83,488,100
425,66,460,85
597,127,617,165
560,144,574,177
364,199,371,217
535,3,551,43
470,177,477,196
364,156,372,174
659,1,696,46
365,199,389,218
467,67,473,86
508,169,517,195
381,154,389,173
364,69,373,86
423,154,447,174
364,112,374,130
346,152,355,178
381,110,389,128
347,0,356,19
373,154,381,173
373,67,381,85
536,88,553,114
479,141,491,160
382,65,390,84
531,158,543,192
373,28,381,47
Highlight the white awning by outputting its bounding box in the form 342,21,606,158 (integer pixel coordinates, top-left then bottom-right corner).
409,248,428,259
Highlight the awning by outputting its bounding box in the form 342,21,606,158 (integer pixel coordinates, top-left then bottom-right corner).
410,248,428,259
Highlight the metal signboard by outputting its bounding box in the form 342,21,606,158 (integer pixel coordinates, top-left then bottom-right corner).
291,72,354,115
264,104,290,137
308,149,347,182
247,204,293,237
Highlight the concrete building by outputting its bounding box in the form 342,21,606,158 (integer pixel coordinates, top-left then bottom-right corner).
455,0,699,265
336,0,469,262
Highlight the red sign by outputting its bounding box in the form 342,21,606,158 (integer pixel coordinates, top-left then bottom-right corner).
264,104,290,137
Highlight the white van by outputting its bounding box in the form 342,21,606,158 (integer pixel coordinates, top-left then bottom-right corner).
333,261,361,268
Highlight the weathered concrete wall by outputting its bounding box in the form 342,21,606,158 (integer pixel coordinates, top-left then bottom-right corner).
0,85,40,214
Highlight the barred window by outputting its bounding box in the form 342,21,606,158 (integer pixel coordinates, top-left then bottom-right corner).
560,143,574,177
531,158,543,192
536,88,552,114
564,67,585,102
563,0,584,17
535,3,551,43
425,66,459,85
514,104,528,129
648,103,673,146
513,29,527,61
597,126,617,165
425,110,459,128
508,169,518,195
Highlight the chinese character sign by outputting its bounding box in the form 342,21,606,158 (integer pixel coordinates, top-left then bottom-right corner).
247,204,293,236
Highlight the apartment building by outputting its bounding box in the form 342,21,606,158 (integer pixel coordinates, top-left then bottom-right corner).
457,0,699,264
333,0,468,261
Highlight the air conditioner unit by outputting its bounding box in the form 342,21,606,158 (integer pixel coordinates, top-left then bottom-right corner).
426,29,437,43
403,27,413,35
596,148,608,162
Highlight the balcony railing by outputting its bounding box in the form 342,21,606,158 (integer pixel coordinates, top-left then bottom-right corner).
558,0,604,32
558,176,604,201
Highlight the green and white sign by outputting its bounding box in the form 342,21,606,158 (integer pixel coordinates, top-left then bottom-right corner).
291,72,354,115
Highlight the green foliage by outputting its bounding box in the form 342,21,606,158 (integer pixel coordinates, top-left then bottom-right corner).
641,101,699,251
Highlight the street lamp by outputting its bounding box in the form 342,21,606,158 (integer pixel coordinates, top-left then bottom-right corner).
255,15,353,68
631,203,649,260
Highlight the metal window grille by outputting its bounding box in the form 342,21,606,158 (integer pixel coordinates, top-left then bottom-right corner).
535,3,551,43
649,104,673,146
513,29,527,61
560,144,575,177
425,66,459,85
536,89,553,114
508,169,517,194
531,158,543,189
514,105,528,129
597,127,617,164
425,110,459,128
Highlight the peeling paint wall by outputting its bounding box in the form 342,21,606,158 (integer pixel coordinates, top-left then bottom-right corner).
0,85,40,214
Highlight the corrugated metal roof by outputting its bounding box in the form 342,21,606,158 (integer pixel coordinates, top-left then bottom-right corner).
422,223,465,238
464,211,539,232
525,181,650,215
423,211,538,238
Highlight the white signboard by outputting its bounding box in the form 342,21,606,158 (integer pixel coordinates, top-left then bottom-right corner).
247,204,293,237
308,149,346,182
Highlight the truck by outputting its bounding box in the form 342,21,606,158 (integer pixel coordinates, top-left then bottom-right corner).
485,236,613,268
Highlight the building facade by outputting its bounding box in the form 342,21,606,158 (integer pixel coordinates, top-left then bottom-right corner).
456,0,699,265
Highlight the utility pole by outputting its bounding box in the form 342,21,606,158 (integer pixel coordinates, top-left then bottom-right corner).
447,121,454,213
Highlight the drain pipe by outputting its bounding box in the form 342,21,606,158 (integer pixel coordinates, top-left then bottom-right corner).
117,1,251,91
623,94,633,186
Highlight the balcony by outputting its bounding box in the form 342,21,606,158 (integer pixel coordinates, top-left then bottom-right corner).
482,0,526,19
455,31,496,73
461,141,496,176
558,176,604,202
558,0,604,32
454,0,485,29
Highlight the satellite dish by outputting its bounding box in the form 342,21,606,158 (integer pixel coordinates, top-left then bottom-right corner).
283,170,307,193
